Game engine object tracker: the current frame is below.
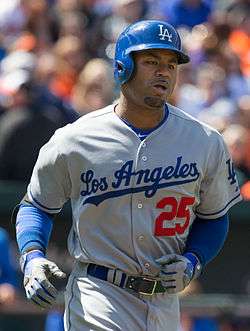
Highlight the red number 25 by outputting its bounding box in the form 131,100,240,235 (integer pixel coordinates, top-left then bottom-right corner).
154,196,195,236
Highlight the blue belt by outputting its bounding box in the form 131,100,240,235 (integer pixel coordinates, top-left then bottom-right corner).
87,263,165,295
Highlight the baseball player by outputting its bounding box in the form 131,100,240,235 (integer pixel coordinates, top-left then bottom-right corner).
15,20,241,331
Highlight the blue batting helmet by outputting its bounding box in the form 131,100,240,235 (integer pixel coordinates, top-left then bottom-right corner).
114,20,190,85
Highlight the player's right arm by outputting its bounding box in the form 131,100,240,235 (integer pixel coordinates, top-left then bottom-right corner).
15,129,71,308
16,201,66,308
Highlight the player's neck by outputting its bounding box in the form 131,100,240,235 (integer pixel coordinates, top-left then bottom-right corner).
115,98,165,130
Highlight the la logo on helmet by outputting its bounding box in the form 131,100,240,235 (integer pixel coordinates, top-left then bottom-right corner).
158,24,173,42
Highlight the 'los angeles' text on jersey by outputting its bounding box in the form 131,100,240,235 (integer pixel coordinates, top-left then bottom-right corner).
80,156,200,206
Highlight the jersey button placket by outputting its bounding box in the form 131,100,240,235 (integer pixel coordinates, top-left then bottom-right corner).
133,141,150,274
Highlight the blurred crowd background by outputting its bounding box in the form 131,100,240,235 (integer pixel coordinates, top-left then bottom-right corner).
0,0,250,330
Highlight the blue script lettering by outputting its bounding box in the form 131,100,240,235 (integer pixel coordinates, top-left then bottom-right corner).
80,170,108,196
112,160,133,188
80,157,200,205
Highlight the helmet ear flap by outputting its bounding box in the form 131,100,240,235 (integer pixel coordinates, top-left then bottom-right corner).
114,60,125,84
116,60,125,73
114,56,134,85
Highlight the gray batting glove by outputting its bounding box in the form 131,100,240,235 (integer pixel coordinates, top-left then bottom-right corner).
156,254,195,294
20,250,66,308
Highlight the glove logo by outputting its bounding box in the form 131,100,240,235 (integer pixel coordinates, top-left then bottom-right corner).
158,24,173,42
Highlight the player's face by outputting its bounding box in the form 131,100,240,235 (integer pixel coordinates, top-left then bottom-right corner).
123,49,178,109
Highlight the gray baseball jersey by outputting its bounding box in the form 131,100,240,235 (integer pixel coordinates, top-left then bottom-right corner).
27,103,241,330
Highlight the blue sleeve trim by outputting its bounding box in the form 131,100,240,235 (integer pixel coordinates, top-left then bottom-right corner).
185,213,229,266
29,189,61,212
16,204,53,254
196,194,241,217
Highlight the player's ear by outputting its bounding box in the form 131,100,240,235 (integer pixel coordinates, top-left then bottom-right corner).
127,53,137,82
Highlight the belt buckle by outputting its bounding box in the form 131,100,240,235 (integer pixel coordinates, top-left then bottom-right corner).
139,277,157,296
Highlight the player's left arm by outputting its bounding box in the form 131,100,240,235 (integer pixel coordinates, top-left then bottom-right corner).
156,213,229,294
157,133,242,294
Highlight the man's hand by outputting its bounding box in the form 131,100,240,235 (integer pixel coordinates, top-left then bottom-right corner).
156,254,195,294
21,251,66,308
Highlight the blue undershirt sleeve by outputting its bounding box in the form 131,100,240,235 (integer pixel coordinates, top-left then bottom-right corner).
184,213,229,267
16,204,53,254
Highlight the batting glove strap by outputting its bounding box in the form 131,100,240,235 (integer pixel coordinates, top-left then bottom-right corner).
183,252,202,280
20,250,45,272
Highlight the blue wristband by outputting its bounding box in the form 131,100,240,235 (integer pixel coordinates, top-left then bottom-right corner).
183,252,202,279
183,252,199,269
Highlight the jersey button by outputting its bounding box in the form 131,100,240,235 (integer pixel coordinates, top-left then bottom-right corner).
138,235,144,241
144,263,150,268
142,156,147,161
142,142,146,148
137,203,143,208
